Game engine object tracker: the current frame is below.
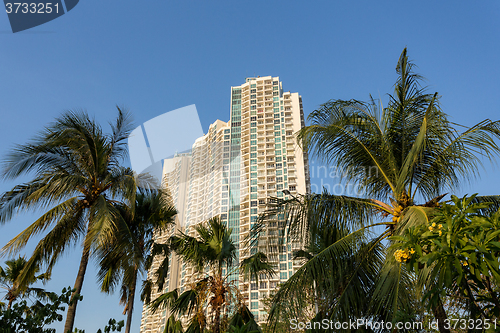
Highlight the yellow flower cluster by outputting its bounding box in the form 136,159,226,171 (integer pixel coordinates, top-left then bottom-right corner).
394,248,415,263
428,223,443,235
461,260,468,266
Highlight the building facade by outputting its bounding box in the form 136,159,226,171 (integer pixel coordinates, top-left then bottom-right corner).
139,76,310,333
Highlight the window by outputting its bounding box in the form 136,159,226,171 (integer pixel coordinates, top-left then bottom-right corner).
250,116,256,121
251,201,257,207
251,302,258,310
280,272,287,279
280,263,287,270
251,89,256,93
250,94,256,99
280,254,287,261
251,292,258,300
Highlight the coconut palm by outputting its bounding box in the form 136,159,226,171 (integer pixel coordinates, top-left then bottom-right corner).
0,257,49,310
98,189,178,333
0,108,139,333
150,216,273,333
259,49,500,332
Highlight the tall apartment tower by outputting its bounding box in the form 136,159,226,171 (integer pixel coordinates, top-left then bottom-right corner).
139,76,310,332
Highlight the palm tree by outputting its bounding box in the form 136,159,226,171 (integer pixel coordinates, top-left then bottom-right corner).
259,49,500,332
150,216,273,333
0,257,49,309
98,189,178,333
0,108,139,333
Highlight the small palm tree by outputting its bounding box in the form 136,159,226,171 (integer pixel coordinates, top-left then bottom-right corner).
260,49,500,332
0,257,49,309
98,189,178,333
150,216,273,333
0,108,139,333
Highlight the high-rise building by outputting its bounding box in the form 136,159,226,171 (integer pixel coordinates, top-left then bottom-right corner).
139,76,310,333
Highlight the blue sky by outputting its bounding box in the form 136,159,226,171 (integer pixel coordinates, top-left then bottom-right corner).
1,1,500,332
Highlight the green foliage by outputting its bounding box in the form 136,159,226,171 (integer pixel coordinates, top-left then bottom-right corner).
97,189,177,333
255,48,500,332
392,194,500,319
0,286,76,333
149,217,268,333
0,108,145,332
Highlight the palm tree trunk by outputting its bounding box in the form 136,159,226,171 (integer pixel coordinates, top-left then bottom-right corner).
431,297,450,333
7,298,13,310
64,242,91,333
124,269,138,333
213,306,221,333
